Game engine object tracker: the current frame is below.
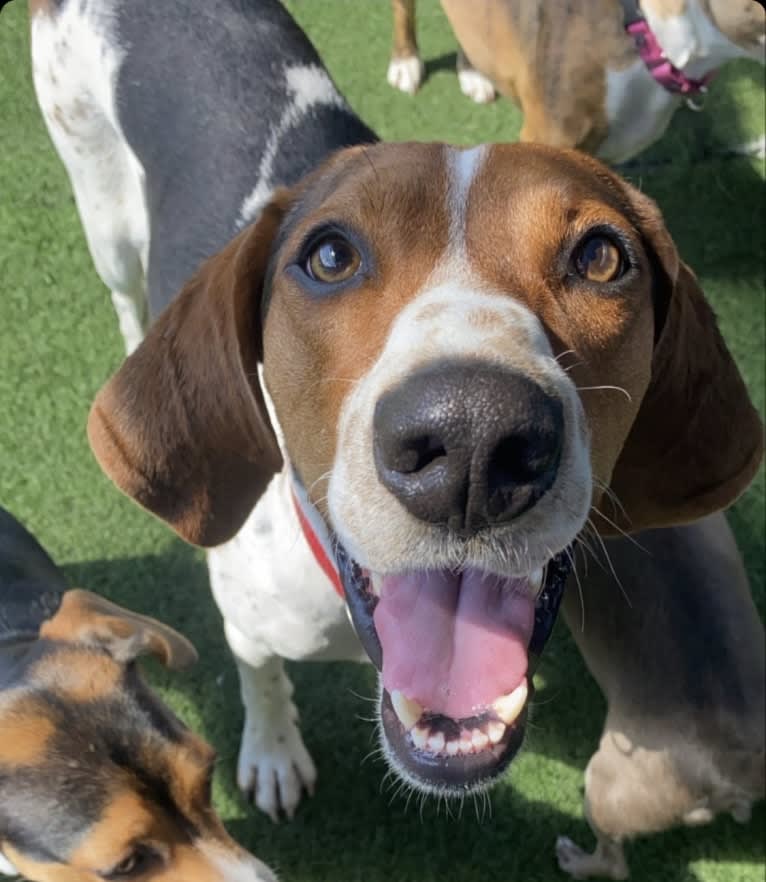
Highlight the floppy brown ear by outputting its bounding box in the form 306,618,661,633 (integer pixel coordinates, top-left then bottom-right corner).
40,589,198,670
603,189,764,534
88,195,291,546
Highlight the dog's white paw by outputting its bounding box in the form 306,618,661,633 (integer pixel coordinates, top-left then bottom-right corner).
556,837,591,880
387,55,424,94
458,68,496,104
237,717,317,822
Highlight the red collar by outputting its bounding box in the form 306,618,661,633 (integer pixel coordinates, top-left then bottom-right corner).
291,489,345,598
627,18,716,96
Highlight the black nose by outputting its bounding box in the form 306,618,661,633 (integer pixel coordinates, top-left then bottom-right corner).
373,361,563,533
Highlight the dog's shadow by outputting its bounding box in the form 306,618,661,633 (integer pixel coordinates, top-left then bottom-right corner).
62,550,764,882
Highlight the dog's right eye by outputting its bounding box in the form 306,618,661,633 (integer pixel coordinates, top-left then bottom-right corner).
105,845,160,879
304,235,361,283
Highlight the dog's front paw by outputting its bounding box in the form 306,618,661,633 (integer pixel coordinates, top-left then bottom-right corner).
458,68,496,104
237,716,317,822
555,836,628,881
387,55,424,94
556,836,592,879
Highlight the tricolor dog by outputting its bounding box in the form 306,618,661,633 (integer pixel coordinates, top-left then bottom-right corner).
30,0,764,876
0,506,275,882
387,0,766,161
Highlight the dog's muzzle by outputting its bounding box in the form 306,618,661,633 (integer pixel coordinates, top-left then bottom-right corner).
330,361,572,794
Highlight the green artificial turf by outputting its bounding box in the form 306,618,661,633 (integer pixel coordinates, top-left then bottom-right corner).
0,1,764,880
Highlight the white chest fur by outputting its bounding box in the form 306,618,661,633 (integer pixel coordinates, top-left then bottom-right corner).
207,470,366,667
599,60,680,163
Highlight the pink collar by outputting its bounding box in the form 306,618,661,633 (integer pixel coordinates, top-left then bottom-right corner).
627,18,717,96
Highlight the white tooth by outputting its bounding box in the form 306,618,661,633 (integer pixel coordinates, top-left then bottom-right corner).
472,729,489,750
411,725,429,749
445,740,459,756
371,572,382,597
529,567,544,593
391,690,423,730
459,736,473,754
427,732,445,753
487,721,506,744
492,680,528,726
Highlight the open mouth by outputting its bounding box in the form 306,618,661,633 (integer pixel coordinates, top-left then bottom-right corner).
336,544,571,794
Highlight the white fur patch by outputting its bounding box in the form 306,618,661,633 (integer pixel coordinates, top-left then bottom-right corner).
328,280,592,578
0,853,17,877
458,67,496,104
31,0,149,354
237,65,347,228
386,55,424,94
199,842,278,882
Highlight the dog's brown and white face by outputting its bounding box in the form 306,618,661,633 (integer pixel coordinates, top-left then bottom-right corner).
88,143,763,795
0,591,275,882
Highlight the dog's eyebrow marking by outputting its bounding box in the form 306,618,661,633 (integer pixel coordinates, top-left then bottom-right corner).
0,702,55,766
446,144,489,254
31,650,122,703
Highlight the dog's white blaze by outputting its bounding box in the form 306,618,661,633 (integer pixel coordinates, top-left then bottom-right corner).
31,1,149,355
446,145,488,253
328,279,592,578
238,64,348,227
200,842,278,882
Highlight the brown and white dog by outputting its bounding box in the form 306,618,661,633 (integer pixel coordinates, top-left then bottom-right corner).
86,140,764,845
388,0,766,161
30,0,764,875
0,506,275,882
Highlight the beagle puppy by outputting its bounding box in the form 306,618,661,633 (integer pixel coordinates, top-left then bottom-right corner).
387,0,766,161
86,140,763,823
557,512,765,879
0,506,275,882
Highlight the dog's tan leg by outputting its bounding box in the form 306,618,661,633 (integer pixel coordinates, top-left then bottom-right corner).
456,47,496,104
387,0,424,94
556,831,628,881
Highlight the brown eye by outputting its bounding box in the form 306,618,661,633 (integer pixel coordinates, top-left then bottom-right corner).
306,236,361,283
573,235,624,283
106,845,158,879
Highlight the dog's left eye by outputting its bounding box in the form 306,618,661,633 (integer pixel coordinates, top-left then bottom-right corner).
572,235,625,284
105,845,159,879
305,235,361,283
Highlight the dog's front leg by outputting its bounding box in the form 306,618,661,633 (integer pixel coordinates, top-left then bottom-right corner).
225,621,317,822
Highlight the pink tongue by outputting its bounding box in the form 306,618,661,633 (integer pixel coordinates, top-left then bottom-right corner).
373,568,534,720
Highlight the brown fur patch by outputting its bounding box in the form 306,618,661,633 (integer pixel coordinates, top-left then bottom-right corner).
31,649,122,703
439,0,635,151
263,143,452,510
391,0,419,58
0,701,55,766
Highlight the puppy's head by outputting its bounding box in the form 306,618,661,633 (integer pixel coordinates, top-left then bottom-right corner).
0,590,275,882
88,143,763,796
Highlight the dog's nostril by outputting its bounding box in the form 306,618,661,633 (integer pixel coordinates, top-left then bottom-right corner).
395,435,448,474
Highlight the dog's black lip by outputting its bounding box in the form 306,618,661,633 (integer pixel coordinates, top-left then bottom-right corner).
335,542,571,790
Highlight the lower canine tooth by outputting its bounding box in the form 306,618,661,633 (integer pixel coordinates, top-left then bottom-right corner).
391,690,423,730
487,721,506,744
493,680,528,725
411,725,429,749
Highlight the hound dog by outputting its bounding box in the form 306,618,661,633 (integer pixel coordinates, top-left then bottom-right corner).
0,505,275,882
31,0,764,876
387,0,766,161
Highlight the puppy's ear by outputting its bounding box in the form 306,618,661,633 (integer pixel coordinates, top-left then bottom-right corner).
40,590,198,670
604,187,763,534
88,194,291,547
